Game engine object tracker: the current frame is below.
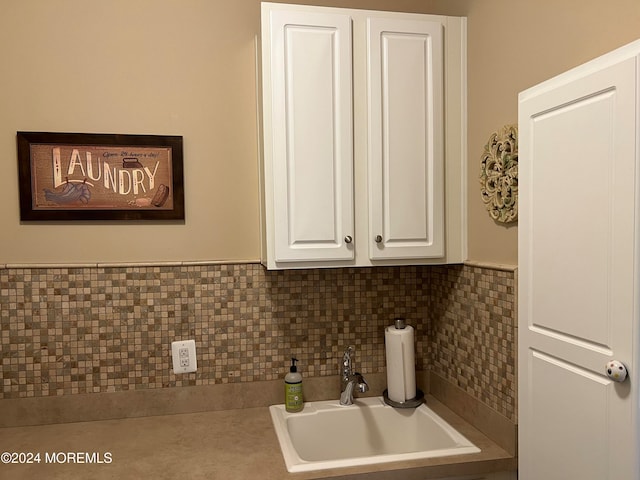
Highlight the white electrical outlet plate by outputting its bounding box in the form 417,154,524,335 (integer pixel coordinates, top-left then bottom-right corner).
171,339,197,374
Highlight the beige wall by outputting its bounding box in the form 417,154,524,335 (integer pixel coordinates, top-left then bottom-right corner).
2,0,640,265
1,0,264,264
461,0,640,264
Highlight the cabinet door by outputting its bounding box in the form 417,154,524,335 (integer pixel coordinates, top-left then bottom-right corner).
265,9,354,262
367,18,444,260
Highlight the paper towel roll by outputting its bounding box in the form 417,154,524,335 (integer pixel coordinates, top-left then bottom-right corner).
385,323,416,403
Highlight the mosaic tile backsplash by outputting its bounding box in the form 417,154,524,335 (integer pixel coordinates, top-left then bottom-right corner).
1,263,516,420
429,265,516,421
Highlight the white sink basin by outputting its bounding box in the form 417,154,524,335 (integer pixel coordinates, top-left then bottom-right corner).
269,396,480,472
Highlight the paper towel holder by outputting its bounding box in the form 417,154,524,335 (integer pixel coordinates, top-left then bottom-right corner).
384,317,424,408
383,388,425,408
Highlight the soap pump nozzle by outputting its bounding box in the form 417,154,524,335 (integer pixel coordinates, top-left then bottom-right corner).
290,357,298,373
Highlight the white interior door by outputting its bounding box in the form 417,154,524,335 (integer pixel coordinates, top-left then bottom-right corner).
367,17,444,260
518,50,639,480
265,8,354,262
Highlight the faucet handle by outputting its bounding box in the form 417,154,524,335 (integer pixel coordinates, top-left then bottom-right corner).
342,346,354,365
342,346,354,380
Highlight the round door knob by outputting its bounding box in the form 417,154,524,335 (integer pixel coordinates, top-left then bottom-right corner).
606,360,628,382
375,235,383,243
344,235,353,244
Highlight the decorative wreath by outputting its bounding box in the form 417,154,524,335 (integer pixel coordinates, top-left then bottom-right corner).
479,124,518,224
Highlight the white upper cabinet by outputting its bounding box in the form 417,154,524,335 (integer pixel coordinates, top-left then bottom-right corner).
260,3,466,269
264,9,354,263
367,17,444,260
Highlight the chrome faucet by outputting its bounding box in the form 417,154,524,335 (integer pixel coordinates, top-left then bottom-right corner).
340,346,369,405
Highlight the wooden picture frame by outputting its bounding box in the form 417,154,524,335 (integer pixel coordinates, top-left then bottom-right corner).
17,132,185,221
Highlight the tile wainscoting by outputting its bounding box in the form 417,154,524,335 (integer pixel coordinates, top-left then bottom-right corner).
1,262,516,423
430,264,517,422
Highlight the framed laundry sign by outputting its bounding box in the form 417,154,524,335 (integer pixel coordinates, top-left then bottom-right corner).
17,132,184,221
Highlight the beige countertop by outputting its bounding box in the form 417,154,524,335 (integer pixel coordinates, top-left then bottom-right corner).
0,395,515,480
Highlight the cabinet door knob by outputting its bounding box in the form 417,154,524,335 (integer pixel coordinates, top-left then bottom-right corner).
344,235,353,244
375,235,383,243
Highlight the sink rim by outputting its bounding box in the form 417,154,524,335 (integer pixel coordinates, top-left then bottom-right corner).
269,396,481,473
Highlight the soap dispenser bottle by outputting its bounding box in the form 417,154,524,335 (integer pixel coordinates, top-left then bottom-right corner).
285,357,303,412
